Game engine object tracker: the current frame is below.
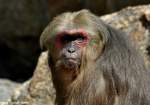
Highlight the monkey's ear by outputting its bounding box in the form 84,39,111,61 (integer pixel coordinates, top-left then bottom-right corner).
40,22,53,51
40,35,53,51
40,33,47,51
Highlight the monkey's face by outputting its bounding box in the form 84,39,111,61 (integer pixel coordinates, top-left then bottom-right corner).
50,29,90,70
41,10,104,71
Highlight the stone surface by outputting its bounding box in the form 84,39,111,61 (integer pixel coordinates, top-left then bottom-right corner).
10,52,54,105
0,79,21,102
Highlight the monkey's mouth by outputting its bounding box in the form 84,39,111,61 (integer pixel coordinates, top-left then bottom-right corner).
63,58,80,69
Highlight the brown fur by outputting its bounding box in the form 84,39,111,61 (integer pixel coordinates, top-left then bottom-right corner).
40,10,150,105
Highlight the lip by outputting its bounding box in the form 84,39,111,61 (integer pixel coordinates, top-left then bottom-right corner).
65,58,77,63
62,58,80,69
64,57,80,64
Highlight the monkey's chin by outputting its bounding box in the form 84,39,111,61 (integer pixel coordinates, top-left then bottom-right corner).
63,59,80,70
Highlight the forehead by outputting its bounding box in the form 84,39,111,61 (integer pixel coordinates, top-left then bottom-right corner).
50,12,99,37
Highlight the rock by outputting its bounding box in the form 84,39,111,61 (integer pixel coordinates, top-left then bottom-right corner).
10,52,54,105
0,79,21,102
9,4,150,105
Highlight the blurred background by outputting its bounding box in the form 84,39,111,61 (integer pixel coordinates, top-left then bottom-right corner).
0,0,149,83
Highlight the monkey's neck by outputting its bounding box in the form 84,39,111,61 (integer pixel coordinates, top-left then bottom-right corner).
55,66,109,105
53,68,79,104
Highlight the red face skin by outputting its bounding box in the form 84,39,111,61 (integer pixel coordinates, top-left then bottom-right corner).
55,29,90,49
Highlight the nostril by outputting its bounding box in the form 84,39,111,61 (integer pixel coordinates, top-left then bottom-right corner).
68,47,75,53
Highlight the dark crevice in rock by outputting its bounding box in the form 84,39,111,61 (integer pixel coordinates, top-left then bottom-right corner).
139,14,150,29
139,14,150,56
146,46,150,55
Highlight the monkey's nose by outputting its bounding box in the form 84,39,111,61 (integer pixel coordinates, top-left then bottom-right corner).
68,47,75,53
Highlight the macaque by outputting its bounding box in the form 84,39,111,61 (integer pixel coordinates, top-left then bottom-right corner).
40,10,150,105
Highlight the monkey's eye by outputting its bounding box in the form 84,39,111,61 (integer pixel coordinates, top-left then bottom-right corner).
76,35,85,42
61,34,72,43
61,34,86,44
